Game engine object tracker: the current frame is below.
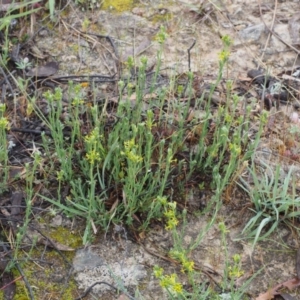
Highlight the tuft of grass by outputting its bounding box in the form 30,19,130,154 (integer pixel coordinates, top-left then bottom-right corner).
1,29,266,245
33,33,257,243
0,8,271,298
238,158,300,250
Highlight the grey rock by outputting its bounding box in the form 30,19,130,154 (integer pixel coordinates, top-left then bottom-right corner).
73,248,104,272
239,23,266,42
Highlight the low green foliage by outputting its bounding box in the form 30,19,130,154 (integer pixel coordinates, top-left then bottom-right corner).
0,13,270,297
152,197,256,299
0,1,41,67
30,33,259,244
239,159,300,249
0,30,265,245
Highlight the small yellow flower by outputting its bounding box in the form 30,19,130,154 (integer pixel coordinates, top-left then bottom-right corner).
157,273,183,295
228,265,244,278
127,151,143,163
0,117,9,130
173,282,183,294
124,138,135,150
168,274,177,285
153,266,164,278
85,149,101,164
164,209,176,220
122,139,143,162
182,259,194,273
165,217,179,230
85,128,102,146
72,96,84,106
218,49,230,62
159,277,169,288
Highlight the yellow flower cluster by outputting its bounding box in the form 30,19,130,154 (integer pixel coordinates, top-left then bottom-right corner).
153,197,197,297
169,249,194,273
164,209,178,230
161,200,195,273
153,266,183,295
85,149,101,165
164,202,179,230
218,35,232,63
0,117,9,130
228,254,244,278
121,138,143,163
228,265,244,278
85,128,100,145
84,127,105,165
218,50,230,62
72,97,84,106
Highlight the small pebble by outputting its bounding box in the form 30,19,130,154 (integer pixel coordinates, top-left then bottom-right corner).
290,112,300,124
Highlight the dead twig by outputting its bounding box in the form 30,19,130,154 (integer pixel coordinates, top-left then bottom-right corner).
260,0,278,62
188,39,196,72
